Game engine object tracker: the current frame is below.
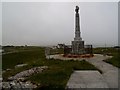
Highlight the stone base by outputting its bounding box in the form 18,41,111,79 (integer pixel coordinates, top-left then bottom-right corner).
71,40,84,54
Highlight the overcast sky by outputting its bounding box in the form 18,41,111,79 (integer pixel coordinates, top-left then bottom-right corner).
2,2,118,47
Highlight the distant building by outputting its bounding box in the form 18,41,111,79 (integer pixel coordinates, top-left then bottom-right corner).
57,44,65,49
52,46,58,49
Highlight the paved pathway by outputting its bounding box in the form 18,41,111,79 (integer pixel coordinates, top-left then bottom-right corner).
66,71,109,89
66,54,118,89
47,54,86,61
85,54,118,88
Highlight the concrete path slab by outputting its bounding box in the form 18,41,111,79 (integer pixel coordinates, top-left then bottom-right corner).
67,54,118,89
66,71,109,89
85,54,118,88
48,54,84,61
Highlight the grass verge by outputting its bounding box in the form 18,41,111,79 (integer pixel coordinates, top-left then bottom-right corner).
3,46,102,89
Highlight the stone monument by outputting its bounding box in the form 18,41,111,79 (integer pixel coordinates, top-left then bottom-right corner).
71,6,84,54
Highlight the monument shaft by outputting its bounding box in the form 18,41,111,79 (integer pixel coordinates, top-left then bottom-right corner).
74,8,81,41
72,6,84,54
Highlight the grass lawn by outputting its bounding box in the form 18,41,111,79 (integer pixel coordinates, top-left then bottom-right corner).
104,51,120,68
3,46,101,89
2,47,45,70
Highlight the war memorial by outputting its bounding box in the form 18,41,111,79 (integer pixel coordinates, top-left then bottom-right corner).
63,6,93,58
45,6,94,59
71,6,84,54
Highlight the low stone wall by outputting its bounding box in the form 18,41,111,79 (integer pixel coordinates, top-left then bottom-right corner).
8,66,48,80
2,66,48,89
2,80,37,89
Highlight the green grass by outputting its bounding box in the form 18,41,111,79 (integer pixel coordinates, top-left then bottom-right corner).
2,46,42,53
3,46,101,89
2,47,45,70
26,59,100,89
93,47,117,55
104,51,120,68
49,48,64,55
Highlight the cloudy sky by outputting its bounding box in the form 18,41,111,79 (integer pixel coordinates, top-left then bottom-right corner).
2,2,118,47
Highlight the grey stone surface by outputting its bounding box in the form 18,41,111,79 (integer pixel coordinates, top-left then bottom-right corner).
2,80,37,89
2,66,47,89
48,54,84,61
15,64,28,68
72,40,84,54
66,71,109,89
85,54,118,88
2,82,11,88
64,54,118,89
71,6,84,54
8,66,48,80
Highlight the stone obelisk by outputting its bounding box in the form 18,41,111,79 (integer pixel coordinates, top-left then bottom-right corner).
71,6,84,54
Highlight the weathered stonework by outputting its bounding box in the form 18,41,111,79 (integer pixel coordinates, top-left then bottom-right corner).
2,66,48,89
72,40,84,54
71,6,84,54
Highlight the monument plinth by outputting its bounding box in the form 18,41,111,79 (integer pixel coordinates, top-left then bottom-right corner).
71,6,84,54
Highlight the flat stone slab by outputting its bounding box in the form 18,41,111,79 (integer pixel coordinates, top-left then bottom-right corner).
66,71,109,89
47,54,84,61
85,54,118,88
